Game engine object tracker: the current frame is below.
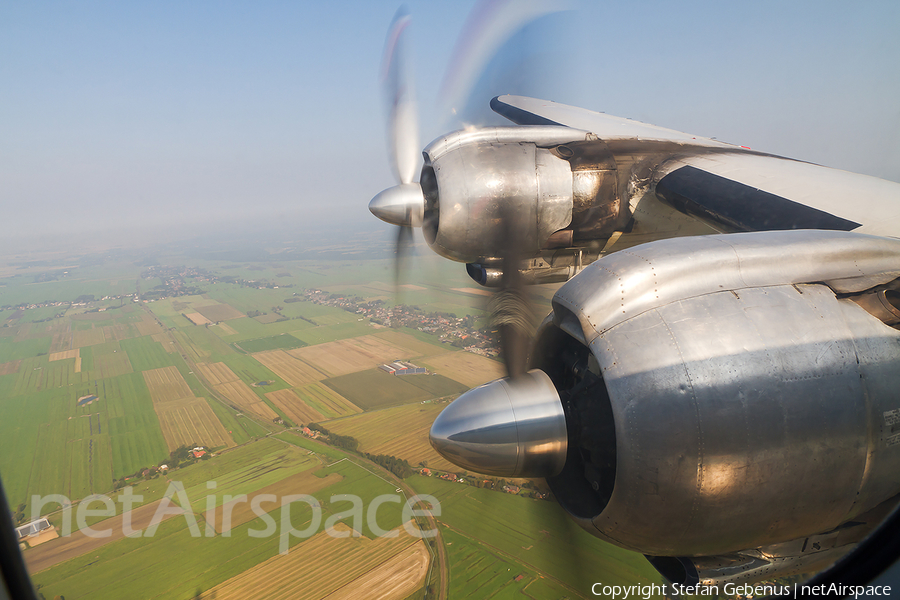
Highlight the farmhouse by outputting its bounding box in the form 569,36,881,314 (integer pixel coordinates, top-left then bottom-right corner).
378,360,426,375
16,518,51,540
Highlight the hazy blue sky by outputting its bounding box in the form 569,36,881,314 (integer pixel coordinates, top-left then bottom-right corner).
2,1,898,248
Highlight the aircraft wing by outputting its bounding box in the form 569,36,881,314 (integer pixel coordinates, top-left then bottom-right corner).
492,94,900,239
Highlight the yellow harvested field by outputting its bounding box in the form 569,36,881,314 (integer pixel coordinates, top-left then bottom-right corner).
156,397,232,451
287,335,411,378
202,525,429,600
49,349,82,373
451,286,493,297
215,380,278,420
266,389,325,425
72,327,106,349
419,352,504,388
196,362,240,386
184,312,212,325
135,315,164,336
143,366,194,403
25,528,58,547
152,333,177,352
294,383,361,419
324,541,430,600
204,470,343,533
0,360,21,376
49,349,79,362
399,284,427,290
195,362,277,419
327,403,458,472
253,350,328,387
195,302,244,322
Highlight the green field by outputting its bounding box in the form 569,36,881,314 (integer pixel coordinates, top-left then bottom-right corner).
408,475,665,598
322,369,432,410
120,336,176,372
234,333,308,353
291,321,375,345
0,335,51,363
401,373,468,397
30,438,408,600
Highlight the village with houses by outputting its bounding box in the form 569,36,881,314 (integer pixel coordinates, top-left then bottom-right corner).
298,288,501,357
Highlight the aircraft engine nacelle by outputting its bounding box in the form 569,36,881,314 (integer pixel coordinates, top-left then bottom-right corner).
537,230,900,557
431,230,900,582
419,127,628,264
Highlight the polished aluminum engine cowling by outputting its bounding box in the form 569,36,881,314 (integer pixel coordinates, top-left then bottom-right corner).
529,230,900,559
420,127,621,263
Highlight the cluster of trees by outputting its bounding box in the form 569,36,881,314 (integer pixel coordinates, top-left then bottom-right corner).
12,503,26,525
364,454,414,479
307,424,413,478
307,423,359,451
109,445,209,490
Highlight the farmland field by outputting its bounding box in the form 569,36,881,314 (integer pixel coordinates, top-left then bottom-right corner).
91,343,133,379
195,361,240,385
234,333,307,353
252,350,327,386
203,469,343,532
287,334,413,377
143,366,232,450
194,302,245,322
0,359,21,375
265,388,324,425
371,329,450,356
418,351,504,388
214,379,278,420
71,326,106,349
29,437,422,600
143,365,194,402
122,336,176,372
291,321,375,345
325,403,458,472
155,396,233,451
185,312,212,325
48,348,79,362
322,369,432,410
291,382,361,419
409,476,665,596
205,526,429,600
25,498,188,574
